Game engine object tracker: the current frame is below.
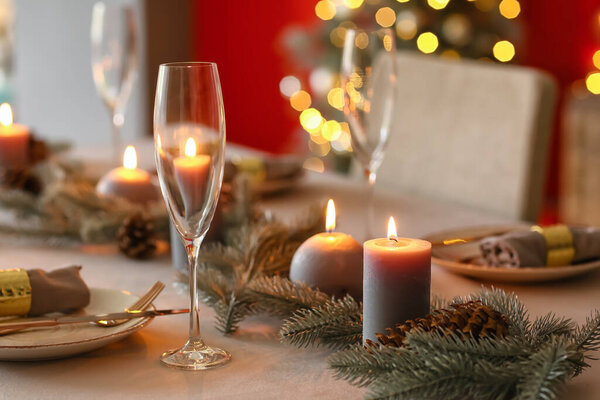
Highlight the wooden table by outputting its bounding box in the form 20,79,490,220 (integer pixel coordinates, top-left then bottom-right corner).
0,159,598,399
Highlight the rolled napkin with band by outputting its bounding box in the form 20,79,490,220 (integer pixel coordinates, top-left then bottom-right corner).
480,225,600,268
0,266,90,317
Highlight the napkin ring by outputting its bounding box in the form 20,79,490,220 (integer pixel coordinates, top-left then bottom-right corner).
0,268,32,316
531,225,574,267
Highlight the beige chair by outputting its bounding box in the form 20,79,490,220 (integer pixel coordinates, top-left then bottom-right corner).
373,52,556,221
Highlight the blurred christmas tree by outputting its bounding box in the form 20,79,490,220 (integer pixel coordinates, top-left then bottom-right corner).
280,0,521,173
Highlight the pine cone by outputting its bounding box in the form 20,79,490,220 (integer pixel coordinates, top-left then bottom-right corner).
372,301,509,347
28,135,49,164
0,168,42,195
117,213,157,259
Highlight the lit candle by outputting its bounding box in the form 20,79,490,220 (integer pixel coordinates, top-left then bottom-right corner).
173,137,210,216
362,217,431,343
0,103,30,168
290,199,363,299
96,146,160,204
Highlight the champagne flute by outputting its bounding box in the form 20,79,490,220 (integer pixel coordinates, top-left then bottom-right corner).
153,62,230,370
91,1,138,162
341,28,396,238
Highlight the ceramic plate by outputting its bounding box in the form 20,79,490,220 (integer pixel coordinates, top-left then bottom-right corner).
0,288,153,361
424,225,600,283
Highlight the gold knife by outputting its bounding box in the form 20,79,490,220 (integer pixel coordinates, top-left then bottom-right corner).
0,308,189,335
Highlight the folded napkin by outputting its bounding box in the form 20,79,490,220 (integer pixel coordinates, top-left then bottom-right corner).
224,157,303,184
0,265,90,317
480,226,600,268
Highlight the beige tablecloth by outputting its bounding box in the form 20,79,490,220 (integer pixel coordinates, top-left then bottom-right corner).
0,168,599,399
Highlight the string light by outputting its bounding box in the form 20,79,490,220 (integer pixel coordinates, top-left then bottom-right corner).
427,0,449,10
343,0,364,9
492,40,515,62
327,87,345,110
290,90,312,111
586,72,600,94
375,7,396,28
322,120,342,141
416,32,439,54
300,108,323,131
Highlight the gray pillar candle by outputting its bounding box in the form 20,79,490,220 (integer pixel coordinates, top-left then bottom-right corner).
362,217,431,343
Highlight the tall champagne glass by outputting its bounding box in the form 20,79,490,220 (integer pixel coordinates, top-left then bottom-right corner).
91,1,138,162
153,62,230,370
341,28,396,238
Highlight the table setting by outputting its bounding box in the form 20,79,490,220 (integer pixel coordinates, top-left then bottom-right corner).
0,1,600,400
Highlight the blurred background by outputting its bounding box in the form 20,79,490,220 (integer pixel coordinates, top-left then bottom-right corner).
1,0,600,224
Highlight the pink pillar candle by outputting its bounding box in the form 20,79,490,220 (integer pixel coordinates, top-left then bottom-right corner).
0,104,29,168
363,233,431,343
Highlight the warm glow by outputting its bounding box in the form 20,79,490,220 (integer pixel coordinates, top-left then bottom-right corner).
0,103,13,126
290,90,312,111
493,40,515,62
279,75,301,97
123,146,137,170
417,32,439,54
586,72,600,95
325,199,336,232
315,0,336,20
387,217,398,241
327,87,345,110
499,0,520,19
427,0,449,10
303,157,325,173
593,50,600,70
375,7,396,28
300,108,323,131
184,138,197,157
322,120,342,141
355,32,369,49
396,11,417,40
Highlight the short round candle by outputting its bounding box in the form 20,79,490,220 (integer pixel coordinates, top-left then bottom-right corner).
362,217,431,343
290,199,363,299
96,146,160,204
0,103,30,168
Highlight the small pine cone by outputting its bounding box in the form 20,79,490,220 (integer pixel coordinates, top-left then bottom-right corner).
0,168,42,195
375,301,510,347
117,213,157,259
28,135,49,164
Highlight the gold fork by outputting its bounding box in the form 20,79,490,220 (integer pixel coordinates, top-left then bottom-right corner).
94,281,165,327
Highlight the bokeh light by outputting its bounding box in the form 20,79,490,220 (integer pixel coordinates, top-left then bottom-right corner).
416,32,439,54
330,27,347,48
303,157,325,173
309,67,334,96
395,11,417,41
327,87,345,110
593,50,600,70
279,76,301,97
322,120,342,141
315,0,336,20
492,40,515,62
441,49,460,59
308,139,331,157
442,14,472,46
375,7,396,28
300,108,323,131
586,72,600,94
427,0,449,10
355,32,369,49
290,90,312,111
343,0,364,9
499,0,520,19
475,0,496,12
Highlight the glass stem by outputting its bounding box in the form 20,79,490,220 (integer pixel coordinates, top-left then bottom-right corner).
365,169,377,240
111,111,124,164
185,237,204,346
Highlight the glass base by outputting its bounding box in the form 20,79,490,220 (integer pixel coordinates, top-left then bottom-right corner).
160,339,231,370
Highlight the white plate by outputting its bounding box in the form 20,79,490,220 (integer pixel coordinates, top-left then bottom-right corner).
424,225,600,283
0,288,153,361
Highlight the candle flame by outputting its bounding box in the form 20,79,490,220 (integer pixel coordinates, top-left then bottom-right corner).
184,138,196,157
387,217,398,241
0,103,13,127
325,199,336,232
123,146,137,170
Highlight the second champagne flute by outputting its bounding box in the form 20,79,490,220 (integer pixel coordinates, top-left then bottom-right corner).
153,62,230,370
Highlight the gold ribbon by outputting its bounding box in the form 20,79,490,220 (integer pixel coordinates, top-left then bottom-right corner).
0,269,32,316
531,225,575,267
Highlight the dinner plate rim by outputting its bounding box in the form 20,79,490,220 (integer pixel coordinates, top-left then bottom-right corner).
0,287,154,350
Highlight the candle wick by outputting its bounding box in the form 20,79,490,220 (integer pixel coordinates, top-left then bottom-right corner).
390,236,398,242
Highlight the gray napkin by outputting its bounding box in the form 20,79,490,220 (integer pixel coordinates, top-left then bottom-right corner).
27,266,90,316
480,227,600,268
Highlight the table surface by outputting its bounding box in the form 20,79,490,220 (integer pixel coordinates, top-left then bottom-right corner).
1,151,599,399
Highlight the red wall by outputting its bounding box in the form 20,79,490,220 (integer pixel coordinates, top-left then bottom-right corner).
191,1,315,153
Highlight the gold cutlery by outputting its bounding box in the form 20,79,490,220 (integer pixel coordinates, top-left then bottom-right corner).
94,281,165,327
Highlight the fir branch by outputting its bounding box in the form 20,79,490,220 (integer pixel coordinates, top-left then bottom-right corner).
574,310,600,355
515,337,577,400
453,286,530,338
247,276,330,316
328,344,407,387
280,295,362,350
405,329,533,362
530,313,575,346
